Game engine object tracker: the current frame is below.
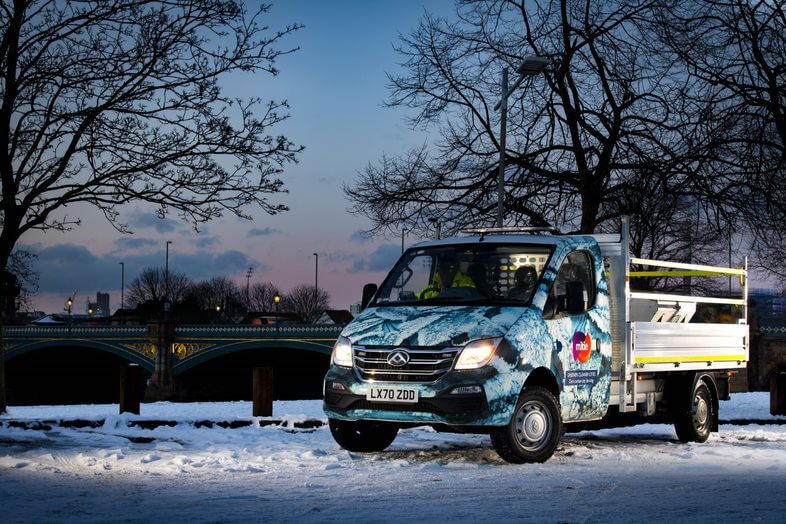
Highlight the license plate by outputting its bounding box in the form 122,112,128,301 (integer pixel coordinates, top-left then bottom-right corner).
366,386,418,404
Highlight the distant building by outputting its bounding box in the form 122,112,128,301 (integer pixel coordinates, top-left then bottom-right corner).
15,311,46,324
31,314,67,325
317,309,354,325
97,292,110,317
349,303,362,316
240,311,304,325
750,288,786,319
86,292,110,317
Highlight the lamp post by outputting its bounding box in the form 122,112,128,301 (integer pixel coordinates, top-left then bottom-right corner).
119,262,124,325
274,295,281,337
65,297,73,335
493,56,549,228
428,217,442,240
401,228,408,254
313,252,319,296
215,305,221,324
164,240,172,316
246,267,253,309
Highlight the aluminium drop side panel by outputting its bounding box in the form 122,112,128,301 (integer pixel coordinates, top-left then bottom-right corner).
630,322,748,372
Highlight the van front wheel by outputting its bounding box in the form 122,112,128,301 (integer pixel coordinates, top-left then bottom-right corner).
328,419,398,452
491,386,563,463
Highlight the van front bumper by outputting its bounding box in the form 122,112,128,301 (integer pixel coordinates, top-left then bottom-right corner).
322,365,502,426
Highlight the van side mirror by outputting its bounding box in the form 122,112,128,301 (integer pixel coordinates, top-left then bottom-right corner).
566,281,585,313
542,297,557,320
361,283,378,311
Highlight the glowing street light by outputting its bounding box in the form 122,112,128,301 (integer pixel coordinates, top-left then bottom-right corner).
274,295,281,337
65,297,73,335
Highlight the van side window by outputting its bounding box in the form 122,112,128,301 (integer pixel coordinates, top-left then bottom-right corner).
544,251,596,318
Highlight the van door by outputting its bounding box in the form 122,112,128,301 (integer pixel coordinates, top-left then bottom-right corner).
543,249,612,421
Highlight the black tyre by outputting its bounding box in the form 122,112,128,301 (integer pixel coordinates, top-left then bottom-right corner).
674,381,713,443
490,386,563,463
328,418,398,452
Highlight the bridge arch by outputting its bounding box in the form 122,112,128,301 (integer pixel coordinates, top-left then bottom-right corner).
173,343,331,401
6,339,155,372
171,339,332,376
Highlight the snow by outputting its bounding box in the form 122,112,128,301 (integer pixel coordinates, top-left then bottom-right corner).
1,400,326,423
1,393,784,522
720,391,786,421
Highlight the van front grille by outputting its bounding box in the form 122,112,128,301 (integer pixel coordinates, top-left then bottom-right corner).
353,347,459,383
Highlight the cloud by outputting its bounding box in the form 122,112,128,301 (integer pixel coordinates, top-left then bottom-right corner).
113,237,157,252
194,235,219,248
129,210,180,233
349,244,401,273
169,249,265,281
247,227,280,237
24,244,121,295
321,251,355,263
23,243,262,296
349,230,374,244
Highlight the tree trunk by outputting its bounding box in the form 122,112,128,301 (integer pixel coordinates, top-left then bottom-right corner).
0,240,16,414
0,269,10,414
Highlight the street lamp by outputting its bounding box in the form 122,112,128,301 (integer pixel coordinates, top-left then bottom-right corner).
215,304,221,323
401,228,408,254
65,297,73,335
274,295,281,337
428,217,442,240
246,267,253,308
164,241,172,316
119,261,124,325
313,252,319,295
493,56,549,228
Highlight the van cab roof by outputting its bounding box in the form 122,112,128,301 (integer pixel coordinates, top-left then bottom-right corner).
410,233,610,250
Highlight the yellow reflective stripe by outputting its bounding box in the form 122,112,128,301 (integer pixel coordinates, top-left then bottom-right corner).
630,257,746,275
634,355,746,363
629,270,734,277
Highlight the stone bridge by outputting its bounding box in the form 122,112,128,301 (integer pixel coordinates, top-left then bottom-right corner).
2,323,344,400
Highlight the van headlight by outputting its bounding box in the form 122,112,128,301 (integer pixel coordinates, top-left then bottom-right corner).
454,338,501,370
332,336,354,368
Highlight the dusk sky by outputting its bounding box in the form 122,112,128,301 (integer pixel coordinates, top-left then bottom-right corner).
20,0,455,314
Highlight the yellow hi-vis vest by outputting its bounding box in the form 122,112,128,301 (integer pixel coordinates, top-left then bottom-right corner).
418,271,475,299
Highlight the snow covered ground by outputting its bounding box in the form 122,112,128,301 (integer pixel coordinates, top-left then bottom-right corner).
1,393,784,522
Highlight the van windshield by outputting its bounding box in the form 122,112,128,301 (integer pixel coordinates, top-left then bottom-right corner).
372,244,553,306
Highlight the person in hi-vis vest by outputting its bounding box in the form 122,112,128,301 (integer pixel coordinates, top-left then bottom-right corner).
418,259,475,299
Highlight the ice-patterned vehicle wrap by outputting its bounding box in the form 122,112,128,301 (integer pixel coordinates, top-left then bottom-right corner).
507,237,613,421
323,235,613,427
343,305,526,348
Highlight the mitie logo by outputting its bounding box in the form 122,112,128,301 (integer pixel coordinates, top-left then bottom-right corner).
572,331,592,363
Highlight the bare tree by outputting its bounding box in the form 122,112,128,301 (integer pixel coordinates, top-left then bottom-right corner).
126,267,191,308
655,0,786,278
6,249,38,315
345,0,693,236
189,276,244,320
0,0,302,411
248,281,281,312
283,284,330,324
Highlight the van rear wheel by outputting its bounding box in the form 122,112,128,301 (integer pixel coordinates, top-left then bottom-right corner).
328,419,398,452
491,386,563,463
674,382,713,443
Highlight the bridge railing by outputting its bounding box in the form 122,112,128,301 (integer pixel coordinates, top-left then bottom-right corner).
758,322,786,338
3,323,346,339
174,324,345,337
3,325,149,337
